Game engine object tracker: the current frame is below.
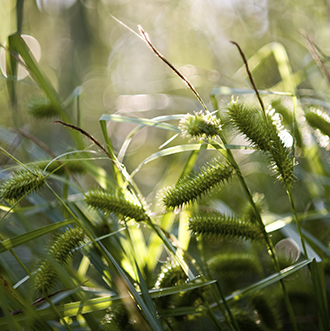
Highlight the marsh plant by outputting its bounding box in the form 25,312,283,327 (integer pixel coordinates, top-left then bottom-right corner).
1,19,330,331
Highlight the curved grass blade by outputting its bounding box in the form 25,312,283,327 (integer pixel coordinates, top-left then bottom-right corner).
100,114,181,133
0,280,217,329
0,219,75,253
223,259,312,304
211,86,293,96
117,114,184,162
130,143,252,178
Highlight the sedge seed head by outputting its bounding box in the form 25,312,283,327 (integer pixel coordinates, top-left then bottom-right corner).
27,96,59,119
161,159,234,209
48,227,85,265
85,190,149,222
179,111,221,139
0,168,46,202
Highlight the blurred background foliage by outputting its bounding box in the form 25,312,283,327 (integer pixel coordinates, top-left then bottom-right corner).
1,0,330,217
2,1,330,329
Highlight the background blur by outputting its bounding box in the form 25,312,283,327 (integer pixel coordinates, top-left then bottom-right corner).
1,0,330,208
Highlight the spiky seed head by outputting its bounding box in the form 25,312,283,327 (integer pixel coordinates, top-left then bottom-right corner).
49,227,85,265
179,111,221,139
0,168,46,202
84,190,149,222
32,260,58,294
161,159,234,209
27,96,59,119
208,253,263,277
188,211,263,242
227,100,295,186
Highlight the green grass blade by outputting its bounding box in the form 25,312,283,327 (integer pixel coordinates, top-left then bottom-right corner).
7,33,67,121
310,259,330,331
223,259,313,304
0,219,75,253
281,224,321,261
100,114,181,132
135,261,164,330
211,86,294,96
0,280,217,329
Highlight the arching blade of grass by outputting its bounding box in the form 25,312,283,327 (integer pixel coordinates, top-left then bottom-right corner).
117,114,185,162
100,114,181,133
131,143,253,177
0,280,217,329
310,259,329,331
211,86,294,96
7,33,85,150
7,33,67,120
0,219,75,253
281,224,322,261
222,259,313,304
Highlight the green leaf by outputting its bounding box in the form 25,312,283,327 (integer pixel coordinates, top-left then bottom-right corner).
223,259,313,304
100,114,181,132
0,219,75,253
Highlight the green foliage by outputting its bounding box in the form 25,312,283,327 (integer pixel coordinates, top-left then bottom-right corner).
1,2,330,330
161,160,234,209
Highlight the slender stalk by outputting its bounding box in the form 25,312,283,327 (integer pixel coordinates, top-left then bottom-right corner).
46,297,73,331
286,187,309,258
212,108,298,329
200,240,239,331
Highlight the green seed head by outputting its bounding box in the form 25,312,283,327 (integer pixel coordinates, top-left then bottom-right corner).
27,96,59,119
179,111,221,139
0,168,46,202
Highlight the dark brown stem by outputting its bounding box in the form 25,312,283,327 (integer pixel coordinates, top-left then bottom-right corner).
139,26,209,113
54,121,112,160
230,41,265,116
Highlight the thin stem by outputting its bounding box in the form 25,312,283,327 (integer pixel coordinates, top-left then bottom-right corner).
46,297,73,331
200,240,238,331
215,128,298,330
286,187,309,258
139,26,209,113
230,41,265,117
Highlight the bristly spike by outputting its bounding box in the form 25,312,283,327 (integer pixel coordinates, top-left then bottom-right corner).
32,227,84,294
0,168,46,202
27,96,60,119
227,100,295,186
188,211,263,242
209,253,263,278
84,190,149,222
305,108,330,138
161,159,234,209
179,111,221,139
49,227,85,265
